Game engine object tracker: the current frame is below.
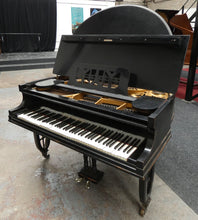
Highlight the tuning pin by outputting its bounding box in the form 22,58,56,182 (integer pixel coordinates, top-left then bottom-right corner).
75,177,83,183
85,180,91,189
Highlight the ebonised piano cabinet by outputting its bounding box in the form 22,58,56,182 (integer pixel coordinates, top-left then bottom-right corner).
8,5,189,216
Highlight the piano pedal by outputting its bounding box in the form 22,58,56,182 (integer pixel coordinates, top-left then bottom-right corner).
78,166,104,185
75,177,83,183
85,180,91,189
77,155,104,185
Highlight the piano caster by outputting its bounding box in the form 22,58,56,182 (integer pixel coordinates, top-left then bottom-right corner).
139,197,151,216
33,133,50,159
139,166,155,216
139,207,145,217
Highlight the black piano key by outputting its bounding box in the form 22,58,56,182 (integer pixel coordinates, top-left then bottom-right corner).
90,127,105,140
74,126,87,135
53,115,65,123
50,115,65,125
54,116,69,127
28,110,43,119
85,128,97,138
83,124,97,135
48,114,63,124
22,108,35,115
64,120,79,131
85,126,100,139
73,122,90,134
86,126,103,139
38,112,55,121
41,113,57,122
69,121,84,133
69,123,79,132
97,130,113,143
62,119,77,130
56,117,72,128
74,122,90,134
123,138,136,152
123,138,140,154
66,120,82,131
79,124,95,136
95,130,109,143
114,135,128,150
94,128,108,142
126,139,140,154
103,131,117,145
126,144,138,154
108,133,123,147
41,113,58,122
108,133,124,147
102,131,114,143
62,119,76,130
70,123,85,133
133,139,141,147
117,136,131,151
78,124,93,135
104,132,119,146
37,110,52,119
27,108,44,116
85,127,104,140
77,124,92,136
31,110,49,119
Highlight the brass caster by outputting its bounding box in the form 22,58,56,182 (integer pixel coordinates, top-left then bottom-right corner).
75,177,83,183
85,180,91,189
139,207,145,217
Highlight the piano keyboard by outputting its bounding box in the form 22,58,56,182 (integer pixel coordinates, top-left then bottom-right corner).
17,107,145,161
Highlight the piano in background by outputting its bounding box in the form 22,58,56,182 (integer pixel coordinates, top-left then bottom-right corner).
8,5,189,216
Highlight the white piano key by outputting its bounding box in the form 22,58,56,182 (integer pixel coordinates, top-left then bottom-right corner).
17,107,145,161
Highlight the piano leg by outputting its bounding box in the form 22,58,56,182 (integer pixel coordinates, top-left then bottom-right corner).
139,165,155,216
78,154,104,186
33,133,50,159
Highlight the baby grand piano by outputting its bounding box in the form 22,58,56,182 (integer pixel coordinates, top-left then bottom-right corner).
8,6,188,216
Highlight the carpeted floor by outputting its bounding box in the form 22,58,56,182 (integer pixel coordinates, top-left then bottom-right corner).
156,98,198,214
166,68,198,214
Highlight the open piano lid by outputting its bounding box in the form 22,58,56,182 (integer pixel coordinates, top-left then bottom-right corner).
53,5,189,95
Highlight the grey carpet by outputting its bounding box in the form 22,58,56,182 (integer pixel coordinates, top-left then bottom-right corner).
156,98,198,214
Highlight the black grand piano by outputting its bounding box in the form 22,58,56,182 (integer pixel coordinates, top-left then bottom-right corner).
8,6,188,216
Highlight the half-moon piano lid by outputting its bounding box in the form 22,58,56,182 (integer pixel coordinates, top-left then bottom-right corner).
53,5,189,95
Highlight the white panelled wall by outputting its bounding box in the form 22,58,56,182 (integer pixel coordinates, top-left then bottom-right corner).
56,0,115,50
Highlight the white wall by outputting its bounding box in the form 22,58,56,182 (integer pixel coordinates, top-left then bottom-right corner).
116,0,145,6
56,0,115,49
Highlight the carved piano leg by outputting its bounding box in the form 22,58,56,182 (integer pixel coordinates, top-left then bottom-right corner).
77,154,104,187
139,165,155,216
33,133,50,159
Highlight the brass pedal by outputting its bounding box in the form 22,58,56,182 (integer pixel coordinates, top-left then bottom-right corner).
85,180,91,189
75,177,83,183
